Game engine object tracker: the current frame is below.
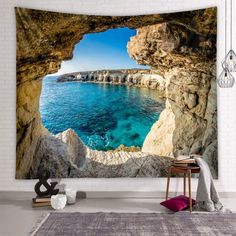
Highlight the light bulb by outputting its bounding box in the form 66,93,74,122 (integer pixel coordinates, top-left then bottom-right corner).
226,56,236,71
224,72,231,86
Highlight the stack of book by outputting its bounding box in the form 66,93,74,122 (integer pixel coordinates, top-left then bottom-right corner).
172,155,200,168
32,196,51,207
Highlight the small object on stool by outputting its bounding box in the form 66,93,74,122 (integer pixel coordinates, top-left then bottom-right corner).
165,165,200,213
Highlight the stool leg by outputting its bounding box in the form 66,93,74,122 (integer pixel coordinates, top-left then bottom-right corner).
165,167,171,200
188,169,192,213
183,173,186,196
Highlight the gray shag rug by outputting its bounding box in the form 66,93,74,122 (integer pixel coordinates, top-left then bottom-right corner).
30,212,236,236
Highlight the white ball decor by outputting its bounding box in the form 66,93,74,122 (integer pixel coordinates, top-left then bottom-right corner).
51,194,67,210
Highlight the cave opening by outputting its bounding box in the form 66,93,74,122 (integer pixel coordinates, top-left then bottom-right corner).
39,27,165,151
16,8,217,179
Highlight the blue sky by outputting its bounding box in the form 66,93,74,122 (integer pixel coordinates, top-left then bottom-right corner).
54,27,149,75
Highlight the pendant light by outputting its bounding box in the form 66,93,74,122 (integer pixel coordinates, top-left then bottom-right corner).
218,0,235,88
217,68,235,87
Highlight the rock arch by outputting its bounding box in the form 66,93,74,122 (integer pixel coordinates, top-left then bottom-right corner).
16,7,217,178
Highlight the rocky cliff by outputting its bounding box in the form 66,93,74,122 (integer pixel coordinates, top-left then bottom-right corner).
127,17,217,176
57,69,166,93
16,7,217,178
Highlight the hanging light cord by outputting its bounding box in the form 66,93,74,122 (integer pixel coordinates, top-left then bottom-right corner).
217,0,235,88
230,0,232,51
225,0,227,56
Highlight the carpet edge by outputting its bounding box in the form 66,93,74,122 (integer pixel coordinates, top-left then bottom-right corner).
30,213,50,236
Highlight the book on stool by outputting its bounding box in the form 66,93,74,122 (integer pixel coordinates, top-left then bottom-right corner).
172,154,201,168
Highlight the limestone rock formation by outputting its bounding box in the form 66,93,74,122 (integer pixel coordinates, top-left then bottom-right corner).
142,101,176,156
127,17,217,176
57,69,166,94
15,7,217,178
29,129,173,178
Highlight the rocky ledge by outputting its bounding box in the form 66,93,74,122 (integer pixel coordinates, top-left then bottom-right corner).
57,69,166,94
29,129,173,178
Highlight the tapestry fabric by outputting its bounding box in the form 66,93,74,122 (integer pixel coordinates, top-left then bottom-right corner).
16,7,217,178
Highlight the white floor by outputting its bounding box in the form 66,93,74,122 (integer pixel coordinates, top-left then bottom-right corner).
0,192,235,236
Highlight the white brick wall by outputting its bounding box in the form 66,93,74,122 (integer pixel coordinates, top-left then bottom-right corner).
0,0,236,193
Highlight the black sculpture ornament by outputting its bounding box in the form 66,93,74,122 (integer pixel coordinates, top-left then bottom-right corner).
34,170,59,197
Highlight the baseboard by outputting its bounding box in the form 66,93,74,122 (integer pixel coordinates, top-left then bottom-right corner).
85,191,175,198
1,191,236,200
85,191,236,199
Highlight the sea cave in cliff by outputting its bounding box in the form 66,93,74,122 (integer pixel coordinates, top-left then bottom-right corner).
16,7,218,179
40,28,165,152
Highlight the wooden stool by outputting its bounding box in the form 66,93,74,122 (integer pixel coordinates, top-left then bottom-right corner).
165,166,200,213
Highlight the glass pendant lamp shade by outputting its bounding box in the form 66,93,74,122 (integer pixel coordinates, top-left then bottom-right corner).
217,68,235,88
222,49,236,72
217,0,235,88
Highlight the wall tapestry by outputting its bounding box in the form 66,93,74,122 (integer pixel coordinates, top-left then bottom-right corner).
16,7,217,179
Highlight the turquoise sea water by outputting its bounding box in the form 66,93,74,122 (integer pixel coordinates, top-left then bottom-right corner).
40,76,164,150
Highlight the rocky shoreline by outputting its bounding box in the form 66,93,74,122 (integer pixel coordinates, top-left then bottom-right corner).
57,69,166,95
